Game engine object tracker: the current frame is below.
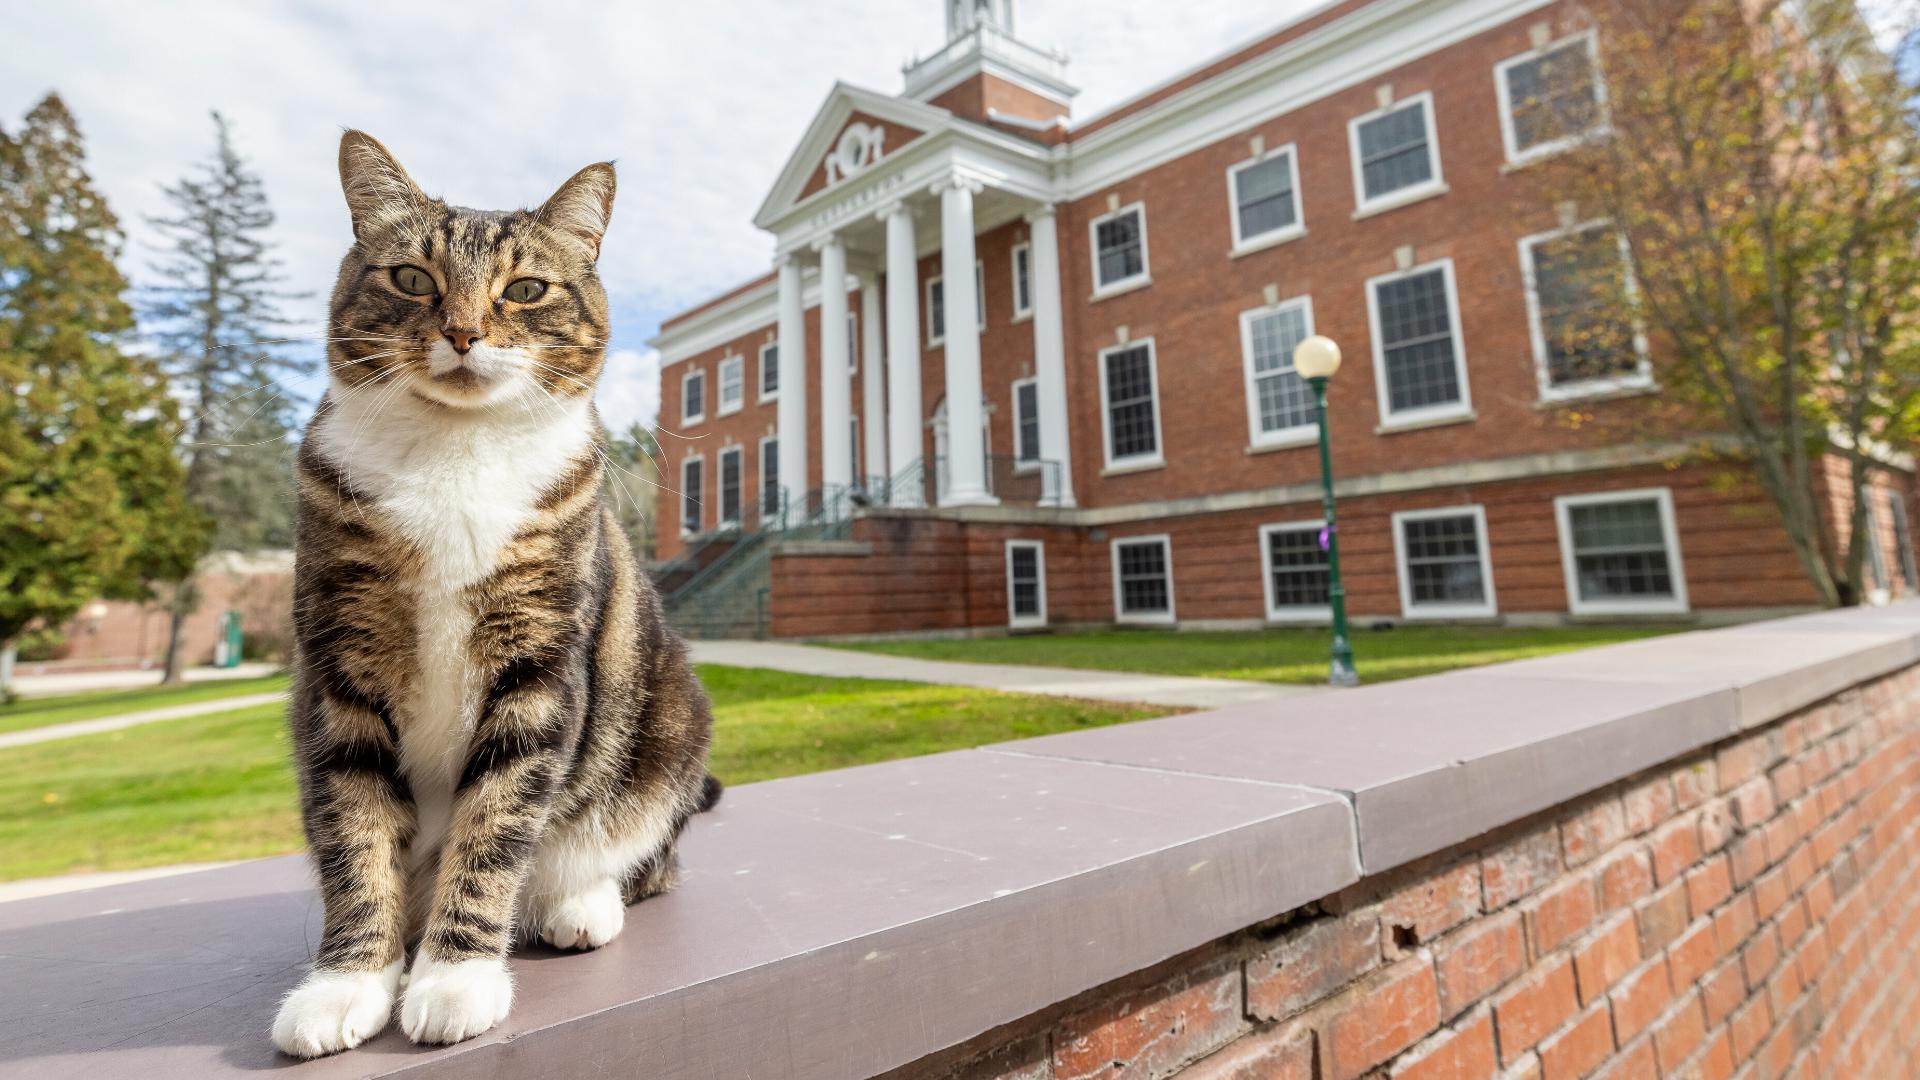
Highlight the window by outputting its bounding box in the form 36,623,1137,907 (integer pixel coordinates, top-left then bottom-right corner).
1348,92,1445,213
1111,535,1174,624
1888,491,1918,591
926,262,985,346
1554,489,1688,614
1367,260,1472,426
717,355,744,416
1011,243,1033,319
1864,499,1890,595
679,455,704,536
1240,297,1317,447
1099,340,1163,469
681,369,706,425
1229,146,1304,250
718,447,742,526
1259,521,1330,622
1012,377,1041,467
849,416,861,482
1006,540,1047,628
1520,222,1647,398
847,311,858,373
1496,32,1606,164
1090,203,1150,295
758,342,779,402
759,437,780,519
1393,505,1496,618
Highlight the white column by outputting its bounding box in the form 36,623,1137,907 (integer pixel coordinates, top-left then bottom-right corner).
816,235,852,493
859,274,886,487
775,253,809,518
1025,204,1076,507
936,176,994,507
879,200,924,508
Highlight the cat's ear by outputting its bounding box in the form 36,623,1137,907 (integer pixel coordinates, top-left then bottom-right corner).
538,163,617,260
338,130,424,241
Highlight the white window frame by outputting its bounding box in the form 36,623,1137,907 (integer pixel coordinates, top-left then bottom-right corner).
1553,487,1689,616
716,445,743,527
1863,498,1891,599
1005,539,1048,629
1365,257,1474,429
1347,90,1448,218
1239,295,1320,450
678,453,705,537
1011,242,1033,321
681,368,707,426
1011,375,1041,473
1259,520,1332,624
925,260,985,347
1392,504,1497,619
1227,143,1307,256
757,341,779,404
1494,29,1610,167
716,354,744,417
758,435,780,518
1088,202,1152,298
1889,490,1918,591
1518,219,1651,402
1097,337,1166,473
1110,534,1176,625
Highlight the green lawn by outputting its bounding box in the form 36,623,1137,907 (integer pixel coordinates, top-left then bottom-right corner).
0,674,291,735
0,664,1163,881
838,625,1688,685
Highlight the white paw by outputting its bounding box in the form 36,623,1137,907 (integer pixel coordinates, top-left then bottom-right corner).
400,955,513,1045
270,961,401,1058
534,878,625,950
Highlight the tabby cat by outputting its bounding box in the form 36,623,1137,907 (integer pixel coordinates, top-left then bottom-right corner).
270,131,718,1058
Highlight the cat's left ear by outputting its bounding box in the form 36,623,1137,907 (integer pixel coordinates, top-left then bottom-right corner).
539,163,617,260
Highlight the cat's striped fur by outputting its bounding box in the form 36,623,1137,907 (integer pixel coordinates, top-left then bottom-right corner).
271,132,716,1058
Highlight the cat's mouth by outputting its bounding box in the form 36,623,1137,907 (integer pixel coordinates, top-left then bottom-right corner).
413,340,522,407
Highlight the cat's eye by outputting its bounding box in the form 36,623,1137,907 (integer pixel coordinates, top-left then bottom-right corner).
391,266,436,296
503,279,547,304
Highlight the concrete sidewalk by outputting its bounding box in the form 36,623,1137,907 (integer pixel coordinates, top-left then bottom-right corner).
7,661,280,698
0,860,247,904
0,691,288,750
688,640,1317,709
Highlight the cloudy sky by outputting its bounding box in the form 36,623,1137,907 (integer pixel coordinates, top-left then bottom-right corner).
5,0,1304,431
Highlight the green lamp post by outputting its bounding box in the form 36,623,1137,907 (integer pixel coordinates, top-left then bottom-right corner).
1292,334,1359,687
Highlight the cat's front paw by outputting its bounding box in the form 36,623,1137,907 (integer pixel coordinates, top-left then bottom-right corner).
533,878,625,950
271,961,402,1058
400,955,513,1045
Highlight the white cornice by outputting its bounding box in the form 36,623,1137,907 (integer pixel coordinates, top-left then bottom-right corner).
753,83,956,230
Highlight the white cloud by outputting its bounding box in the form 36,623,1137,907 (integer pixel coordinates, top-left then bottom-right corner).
596,348,662,434
3,0,1307,355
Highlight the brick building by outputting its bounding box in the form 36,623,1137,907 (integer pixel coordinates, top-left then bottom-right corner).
649,0,1918,638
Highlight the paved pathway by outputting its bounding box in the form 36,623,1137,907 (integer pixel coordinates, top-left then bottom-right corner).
7,661,280,699
688,640,1317,710
0,861,247,904
0,691,288,750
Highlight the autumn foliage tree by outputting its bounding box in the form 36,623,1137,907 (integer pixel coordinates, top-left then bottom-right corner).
1530,0,1920,606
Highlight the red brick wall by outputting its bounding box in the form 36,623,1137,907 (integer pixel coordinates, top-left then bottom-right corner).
892,666,1920,1080
40,564,292,669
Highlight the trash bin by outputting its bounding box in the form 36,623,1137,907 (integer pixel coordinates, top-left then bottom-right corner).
213,611,243,668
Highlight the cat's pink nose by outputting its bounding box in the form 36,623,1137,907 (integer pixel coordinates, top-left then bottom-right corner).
444,327,483,355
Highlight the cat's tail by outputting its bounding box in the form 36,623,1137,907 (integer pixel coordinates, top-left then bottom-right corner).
696,773,724,813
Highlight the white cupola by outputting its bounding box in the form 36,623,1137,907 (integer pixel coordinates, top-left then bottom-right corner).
906,0,1076,124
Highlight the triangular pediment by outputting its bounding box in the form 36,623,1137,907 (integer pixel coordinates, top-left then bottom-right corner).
753,83,951,229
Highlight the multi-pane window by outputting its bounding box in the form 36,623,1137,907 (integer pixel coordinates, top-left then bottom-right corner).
1395,507,1494,616
1230,149,1301,246
717,355,744,415
1091,205,1148,292
1012,243,1033,318
718,447,742,526
1370,263,1468,421
1101,341,1161,466
1261,523,1330,619
759,343,779,400
1865,500,1890,594
1013,377,1041,465
1554,489,1687,614
680,456,704,536
926,263,984,344
847,312,858,372
1351,95,1441,208
1112,536,1174,622
1006,541,1046,627
1889,491,1918,590
1498,34,1604,162
849,417,861,482
1523,224,1643,394
682,370,706,424
760,438,780,519
1241,299,1316,444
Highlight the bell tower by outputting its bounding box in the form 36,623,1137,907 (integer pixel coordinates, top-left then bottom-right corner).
907,0,1075,128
